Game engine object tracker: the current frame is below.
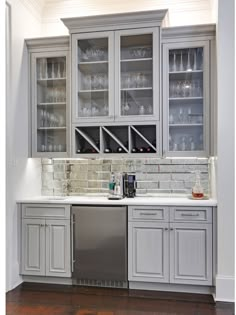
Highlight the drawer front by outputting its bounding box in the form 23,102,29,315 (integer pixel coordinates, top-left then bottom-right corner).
128,206,168,222
170,207,212,223
22,204,70,219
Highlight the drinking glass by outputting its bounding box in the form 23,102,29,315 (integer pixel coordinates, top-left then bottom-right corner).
186,49,192,71
172,51,177,72
179,50,184,71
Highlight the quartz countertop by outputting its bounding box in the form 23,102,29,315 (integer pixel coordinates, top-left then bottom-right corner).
16,195,217,207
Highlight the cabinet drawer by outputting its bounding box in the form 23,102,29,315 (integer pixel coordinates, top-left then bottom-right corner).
170,207,212,223
22,204,70,219
128,206,168,221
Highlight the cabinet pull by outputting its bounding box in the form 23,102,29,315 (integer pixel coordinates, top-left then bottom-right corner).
140,212,157,216
40,224,44,227
181,213,200,217
164,228,168,231
170,228,174,231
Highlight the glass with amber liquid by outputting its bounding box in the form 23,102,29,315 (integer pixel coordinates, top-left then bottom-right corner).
192,170,204,199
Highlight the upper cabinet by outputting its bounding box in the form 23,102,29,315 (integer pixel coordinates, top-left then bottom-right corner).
26,12,216,158
72,31,114,122
26,37,70,158
66,10,167,125
162,25,216,157
115,28,159,121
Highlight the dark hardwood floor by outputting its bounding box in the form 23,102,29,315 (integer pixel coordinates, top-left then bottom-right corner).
6,283,234,315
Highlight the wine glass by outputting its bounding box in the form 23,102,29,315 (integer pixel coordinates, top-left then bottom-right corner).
179,50,184,71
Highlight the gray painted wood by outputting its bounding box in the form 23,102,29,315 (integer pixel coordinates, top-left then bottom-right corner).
114,27,160,122
169,222,212,285
128,221,169,283
22,204,71,219
21,218,45,276
30,50,70,158
162,40,210,157
62,10,168,34
128,206,169,222
169,207,212,223
46,219,71,277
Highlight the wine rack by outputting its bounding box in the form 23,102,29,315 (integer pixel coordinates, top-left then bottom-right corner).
74,124,158,156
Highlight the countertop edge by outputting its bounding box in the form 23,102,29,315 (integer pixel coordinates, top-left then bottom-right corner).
16,196,218,207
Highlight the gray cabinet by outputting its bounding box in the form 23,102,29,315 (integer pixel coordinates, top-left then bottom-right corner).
128,206,213,286
21,218,45,276
169,223,212,285
21,204,71,278
162,25,216,157
26,37,70,158
128,221,169,283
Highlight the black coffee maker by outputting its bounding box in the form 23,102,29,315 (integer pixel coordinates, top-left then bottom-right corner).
123,173,136,198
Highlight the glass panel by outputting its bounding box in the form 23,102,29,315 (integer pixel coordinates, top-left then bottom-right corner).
120,34,153,116
168,47,204,152
77,38,109,118
36,56,67,153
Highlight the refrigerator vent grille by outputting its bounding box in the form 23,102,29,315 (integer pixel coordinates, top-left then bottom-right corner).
75,279,128,289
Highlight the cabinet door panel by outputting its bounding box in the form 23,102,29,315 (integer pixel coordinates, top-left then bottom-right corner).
170,223,212,285
31,51,69,158
72,31,114,123
46,220,71,277
163,41,210,157
21,219,45,276
128,222,169,282
115,28,159,122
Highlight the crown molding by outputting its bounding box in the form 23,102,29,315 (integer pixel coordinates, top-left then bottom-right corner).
25,36,69,51
162,24,216,40
62,9,168,34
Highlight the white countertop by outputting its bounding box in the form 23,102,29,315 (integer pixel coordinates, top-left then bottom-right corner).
17,195,217,207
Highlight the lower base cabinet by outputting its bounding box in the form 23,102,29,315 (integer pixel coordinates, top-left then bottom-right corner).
21,204,71,278
128,206,213,286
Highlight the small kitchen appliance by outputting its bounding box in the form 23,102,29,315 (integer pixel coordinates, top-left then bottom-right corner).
123,173,136,198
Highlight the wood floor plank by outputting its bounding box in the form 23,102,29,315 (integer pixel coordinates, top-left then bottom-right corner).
6,284,235,315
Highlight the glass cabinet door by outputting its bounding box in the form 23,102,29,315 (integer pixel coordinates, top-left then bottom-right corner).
163,41,210,156
73,32,113,122
33,52,68,157
116,28,159,121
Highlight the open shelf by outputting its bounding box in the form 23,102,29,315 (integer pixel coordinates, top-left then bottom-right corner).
102,126,129,153
130,125,156,153
73,124,158,156
75,126,100,154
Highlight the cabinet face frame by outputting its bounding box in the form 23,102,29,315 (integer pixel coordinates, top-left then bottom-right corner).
31,50,70,158
115,27,160,122
162,40,210,157
71,31,115,124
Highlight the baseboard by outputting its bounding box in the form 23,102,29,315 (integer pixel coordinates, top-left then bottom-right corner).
22,276,73,285
215,275,235,302
129,281,214,295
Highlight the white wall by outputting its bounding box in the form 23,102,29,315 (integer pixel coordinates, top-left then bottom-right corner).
40,0,215,36
215,0,235,302
6,0,42,291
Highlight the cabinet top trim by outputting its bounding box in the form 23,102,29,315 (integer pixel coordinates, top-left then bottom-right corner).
162,24,216,41
26,36,70,50
62,9,168,34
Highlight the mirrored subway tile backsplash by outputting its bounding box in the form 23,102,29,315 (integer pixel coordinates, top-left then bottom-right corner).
41,158,209,196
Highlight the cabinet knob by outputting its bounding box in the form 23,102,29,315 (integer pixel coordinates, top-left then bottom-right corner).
40,224,44,227
170,228,174,231
164,228,168,231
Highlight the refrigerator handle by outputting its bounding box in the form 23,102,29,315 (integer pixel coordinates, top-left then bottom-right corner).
71,214,75,273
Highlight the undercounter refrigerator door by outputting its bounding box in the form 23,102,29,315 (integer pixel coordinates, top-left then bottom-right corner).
72,206,127,282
